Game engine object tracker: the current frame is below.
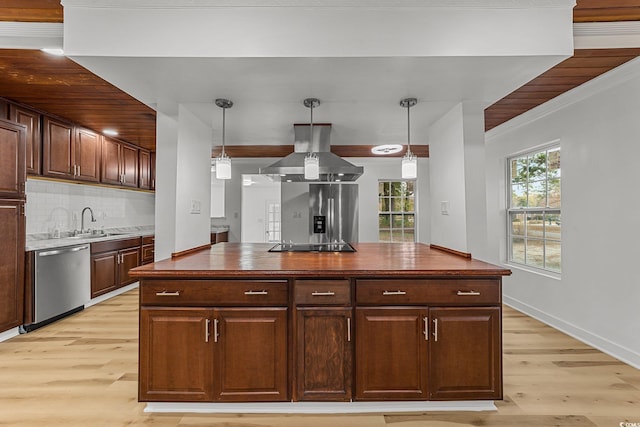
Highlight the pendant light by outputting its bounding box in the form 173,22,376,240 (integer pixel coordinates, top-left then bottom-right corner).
303,98,320,180
400,97,418,179
214,98,233,180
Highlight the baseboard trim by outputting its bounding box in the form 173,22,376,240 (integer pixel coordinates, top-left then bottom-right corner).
144,400,496,414
85,282,139,308
0,327,20,343
504,295,640,369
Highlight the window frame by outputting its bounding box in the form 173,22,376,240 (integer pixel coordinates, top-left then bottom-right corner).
378,179,417,243
506,144,561,274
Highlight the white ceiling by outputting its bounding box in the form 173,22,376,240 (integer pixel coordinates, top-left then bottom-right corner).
64,0,575,148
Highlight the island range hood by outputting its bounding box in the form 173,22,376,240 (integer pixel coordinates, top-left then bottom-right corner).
260,123,364,182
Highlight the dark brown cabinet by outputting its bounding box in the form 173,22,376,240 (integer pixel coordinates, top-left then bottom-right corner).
294,279,352,401
139,308,214,402
74,127,101,182
90,237,140,298
139,279,289,403
42,115,74,179
0,99,8,119
9,104,41,175
215,308,288,401
0,119,26,333
150,151,156,190
429,307,501,400
355,307,429,400
139,148,152,189
101,136,138,188
141,235,155,265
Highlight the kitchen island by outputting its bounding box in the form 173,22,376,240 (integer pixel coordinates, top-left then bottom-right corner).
130,242,511,413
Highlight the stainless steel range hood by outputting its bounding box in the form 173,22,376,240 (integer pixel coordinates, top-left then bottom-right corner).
260,124,363,182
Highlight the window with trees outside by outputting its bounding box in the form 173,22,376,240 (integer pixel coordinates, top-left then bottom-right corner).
378,180,416,242
508,146,561,273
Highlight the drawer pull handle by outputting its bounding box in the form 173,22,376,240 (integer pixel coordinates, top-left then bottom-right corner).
214,319,219,343
382,290,407,296
433,318,439,342
244,290,268,295
156,291,181,296
347,317,351,342
205,319,210,343
311,291,336,296
457,290,481,296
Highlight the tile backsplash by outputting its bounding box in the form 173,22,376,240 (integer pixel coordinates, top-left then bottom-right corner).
26,179,155,235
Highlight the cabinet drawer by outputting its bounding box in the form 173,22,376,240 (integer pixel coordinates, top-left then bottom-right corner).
140,279,288,306
294,280,351,305
142,235,154,245
356,279,500,305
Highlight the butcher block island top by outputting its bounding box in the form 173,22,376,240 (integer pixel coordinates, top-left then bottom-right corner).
129,242,511,278
133,242,511,414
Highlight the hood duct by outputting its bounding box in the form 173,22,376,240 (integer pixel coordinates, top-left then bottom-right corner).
260,124,364,182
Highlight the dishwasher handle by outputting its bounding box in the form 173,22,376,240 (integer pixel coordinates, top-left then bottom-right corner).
38,246,89,257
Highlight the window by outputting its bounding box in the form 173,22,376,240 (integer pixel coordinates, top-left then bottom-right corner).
508,146,561,273
378,180,416,242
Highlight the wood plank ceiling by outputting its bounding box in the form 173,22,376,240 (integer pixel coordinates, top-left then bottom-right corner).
1,1,639,152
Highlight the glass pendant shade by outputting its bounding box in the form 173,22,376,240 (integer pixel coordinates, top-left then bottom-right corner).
215,153,232,180
304,153,319,180
401,151,417,179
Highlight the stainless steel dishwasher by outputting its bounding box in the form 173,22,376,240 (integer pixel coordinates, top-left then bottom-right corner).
24,244,91,331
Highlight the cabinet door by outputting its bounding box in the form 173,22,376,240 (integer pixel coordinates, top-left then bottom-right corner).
0,120,26,198
90,250,118,298
139,308,214,402
295,307,352,401
429,307,502,400
355,307,429,400
74,127,101,182
214,308,288,402
101,136,121,185
118,247,140,287
139,149,151,189
150,151,156,190
0,99,8,119
42,116,73,179
121,143,139,188
9,105,41,175
0,200,25,332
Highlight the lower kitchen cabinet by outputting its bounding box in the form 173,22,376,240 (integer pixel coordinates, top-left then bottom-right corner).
141,235,155,265
355,307,429,400
139,308,214,402
295,307,352,401
139,306,288,402
0,199,25,332
429,307,502,400
90,237,140,298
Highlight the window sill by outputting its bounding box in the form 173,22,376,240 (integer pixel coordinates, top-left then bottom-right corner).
505,262,561,281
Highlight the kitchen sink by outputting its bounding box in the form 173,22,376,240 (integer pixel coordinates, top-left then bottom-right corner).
67,232,131,240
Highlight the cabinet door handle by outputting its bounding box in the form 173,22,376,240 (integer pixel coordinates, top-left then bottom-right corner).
155,291,181,296
457,290,481,296
347,317,351,342
423,317,429,341
213,318,219,343
77,165,80,176
311,291,335,296
433,318,439,342
244,290,268,295
205,319,210,343
382,290,406,296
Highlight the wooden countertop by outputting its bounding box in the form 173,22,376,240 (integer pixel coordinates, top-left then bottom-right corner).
129,243,511,279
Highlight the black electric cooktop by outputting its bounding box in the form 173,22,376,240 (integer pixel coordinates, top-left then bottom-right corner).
268,242,356,253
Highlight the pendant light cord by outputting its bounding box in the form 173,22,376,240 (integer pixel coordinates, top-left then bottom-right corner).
406,102,411,155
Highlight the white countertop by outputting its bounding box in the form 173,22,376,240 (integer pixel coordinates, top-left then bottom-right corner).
26,226,154,251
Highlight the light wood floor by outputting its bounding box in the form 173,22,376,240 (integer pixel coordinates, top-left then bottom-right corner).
1,289,639,426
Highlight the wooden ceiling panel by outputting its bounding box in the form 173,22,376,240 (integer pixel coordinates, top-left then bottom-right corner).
211,145,429,158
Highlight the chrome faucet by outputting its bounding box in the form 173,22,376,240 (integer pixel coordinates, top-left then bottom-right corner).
81,207,96,234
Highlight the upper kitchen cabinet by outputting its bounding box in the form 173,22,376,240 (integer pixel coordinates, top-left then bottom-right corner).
150,151,156,190
101,136,139,188
9,105,41,176
138,148,152,190
42,115,74,180
43,116,102,183
74,127,101,183
0,99,8,119
0,120,27,198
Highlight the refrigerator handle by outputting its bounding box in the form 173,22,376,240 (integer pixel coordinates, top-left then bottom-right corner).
328,197,334,242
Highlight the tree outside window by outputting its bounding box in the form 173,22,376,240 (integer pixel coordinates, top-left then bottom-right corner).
378,180,416,242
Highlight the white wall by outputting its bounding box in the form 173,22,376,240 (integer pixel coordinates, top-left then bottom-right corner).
216,157,430,244
241,175,281,243
485,58,640,368
26,179,155,235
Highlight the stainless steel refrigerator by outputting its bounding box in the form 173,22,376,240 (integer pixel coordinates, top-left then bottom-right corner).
309,183,358,244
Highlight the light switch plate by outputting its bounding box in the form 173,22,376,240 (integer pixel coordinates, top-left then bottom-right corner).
190,200,201,214
440,201,449,215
